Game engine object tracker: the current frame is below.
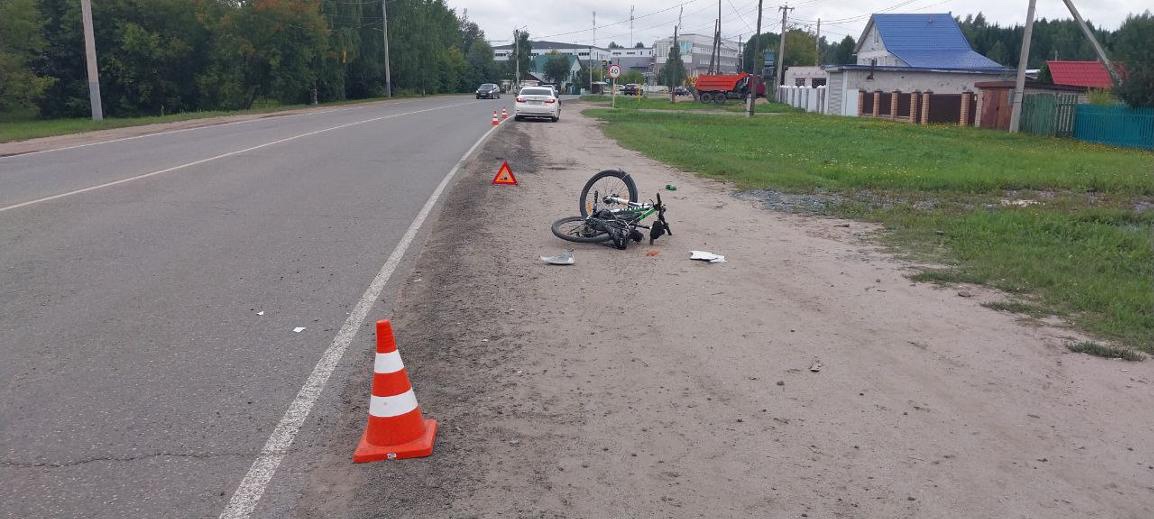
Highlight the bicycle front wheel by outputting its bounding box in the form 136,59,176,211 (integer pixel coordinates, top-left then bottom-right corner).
580,169,639,218
551,216,611,243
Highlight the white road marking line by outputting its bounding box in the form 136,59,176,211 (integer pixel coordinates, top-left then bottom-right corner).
0,98,423,162
0,100,476,214
218,116,506,519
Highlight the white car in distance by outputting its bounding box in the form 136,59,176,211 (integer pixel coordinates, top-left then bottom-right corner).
514,87,561,122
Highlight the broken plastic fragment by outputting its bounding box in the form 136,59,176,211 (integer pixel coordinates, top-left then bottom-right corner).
293,327,306,333
689,250,726,263
540,250,575,265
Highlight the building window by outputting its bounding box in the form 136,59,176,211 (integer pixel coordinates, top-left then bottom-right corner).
812,78,827,87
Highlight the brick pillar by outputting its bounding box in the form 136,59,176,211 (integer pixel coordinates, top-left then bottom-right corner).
890,90,900,118
857,90,865,116
959,91,973,127
909,91,920,123
920,91,932,125
872,91,881,117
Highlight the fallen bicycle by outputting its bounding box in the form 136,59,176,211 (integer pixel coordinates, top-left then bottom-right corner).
550,169,672,250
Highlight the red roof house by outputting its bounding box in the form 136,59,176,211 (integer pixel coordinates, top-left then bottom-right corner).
1046,60,1115,89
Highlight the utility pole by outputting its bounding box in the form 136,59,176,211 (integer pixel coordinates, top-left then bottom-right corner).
513,29,520,88
80,0,103,121
1009,0,1037,133
815,19,821,66
670,24,679,103
630,5,635,48
589,12,595,94
1060,0,1121,87
748,0,764,117
382,0,392,97
710,0,720,71
669,5,683,103
775,4,793,96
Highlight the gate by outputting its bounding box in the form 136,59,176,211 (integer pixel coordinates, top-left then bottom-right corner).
1021,93,1077,137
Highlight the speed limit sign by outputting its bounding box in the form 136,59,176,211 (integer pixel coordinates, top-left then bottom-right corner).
608,64,621,79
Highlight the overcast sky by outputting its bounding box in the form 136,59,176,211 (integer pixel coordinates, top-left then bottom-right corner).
450,0,1146,48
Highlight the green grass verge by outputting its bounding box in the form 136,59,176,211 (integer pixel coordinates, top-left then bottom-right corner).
0,94,430,143
1068,341,1146,361
586,108,1154,350
578,94,797,113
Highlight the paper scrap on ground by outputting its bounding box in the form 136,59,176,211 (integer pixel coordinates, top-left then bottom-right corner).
690,250,726,263
293,327,306,333
540,249,575,265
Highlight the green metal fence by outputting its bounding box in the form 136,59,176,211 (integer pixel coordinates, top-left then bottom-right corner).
1074,105,1154,150
1021,93,1077,137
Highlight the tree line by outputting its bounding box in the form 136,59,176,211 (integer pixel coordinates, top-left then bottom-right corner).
0,0,501,120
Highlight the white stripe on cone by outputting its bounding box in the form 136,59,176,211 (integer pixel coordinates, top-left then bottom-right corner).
369,389,419,417
374,351,405,374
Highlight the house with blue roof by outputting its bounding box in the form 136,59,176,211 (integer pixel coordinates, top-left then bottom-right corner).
855,13,1004,70
817,13,1013,119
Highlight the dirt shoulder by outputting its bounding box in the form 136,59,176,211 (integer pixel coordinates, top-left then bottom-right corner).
296,106,1154,518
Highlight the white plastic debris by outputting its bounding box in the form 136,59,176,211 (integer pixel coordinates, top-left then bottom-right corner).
540,249,575,265
690,250,726,263
257,311,265,316
293,327,306,333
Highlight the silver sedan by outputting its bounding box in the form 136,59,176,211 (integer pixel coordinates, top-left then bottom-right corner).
513,87,561,122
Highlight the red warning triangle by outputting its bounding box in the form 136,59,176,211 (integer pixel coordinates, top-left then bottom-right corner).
492,161,517,185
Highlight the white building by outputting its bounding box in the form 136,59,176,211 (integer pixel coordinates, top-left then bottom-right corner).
652,34,740,76
491,40,612,64
611,47,653,58
784,66,828,87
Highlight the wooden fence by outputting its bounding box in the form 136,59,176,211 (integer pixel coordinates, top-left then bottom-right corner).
1021,93,1078,137
1073,105,1154,150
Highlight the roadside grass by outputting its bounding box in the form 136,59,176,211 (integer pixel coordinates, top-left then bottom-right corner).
586,108,1154,350
0,94,431,143
981,300,1051,318
1068,341,1146,361
578,94,796,113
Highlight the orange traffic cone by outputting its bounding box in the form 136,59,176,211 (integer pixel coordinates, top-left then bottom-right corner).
353,320,437,462
500,107,508,120
491,111,499,126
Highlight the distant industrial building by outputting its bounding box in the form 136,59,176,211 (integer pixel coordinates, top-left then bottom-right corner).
491,40,612,64
652,34,740,76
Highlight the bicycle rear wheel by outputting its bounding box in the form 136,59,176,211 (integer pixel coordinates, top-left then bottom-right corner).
580,169,639,218
551,216,611,243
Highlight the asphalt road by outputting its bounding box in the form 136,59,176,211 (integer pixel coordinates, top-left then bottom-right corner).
0,95,509,518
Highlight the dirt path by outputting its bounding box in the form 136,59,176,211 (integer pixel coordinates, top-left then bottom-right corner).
297,105,1154,518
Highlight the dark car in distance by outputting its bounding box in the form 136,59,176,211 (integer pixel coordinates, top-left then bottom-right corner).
476,84,501,99
673,86,691,97
621,83,641,96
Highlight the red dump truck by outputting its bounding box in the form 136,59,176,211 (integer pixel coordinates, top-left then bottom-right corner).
693,72,765,103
